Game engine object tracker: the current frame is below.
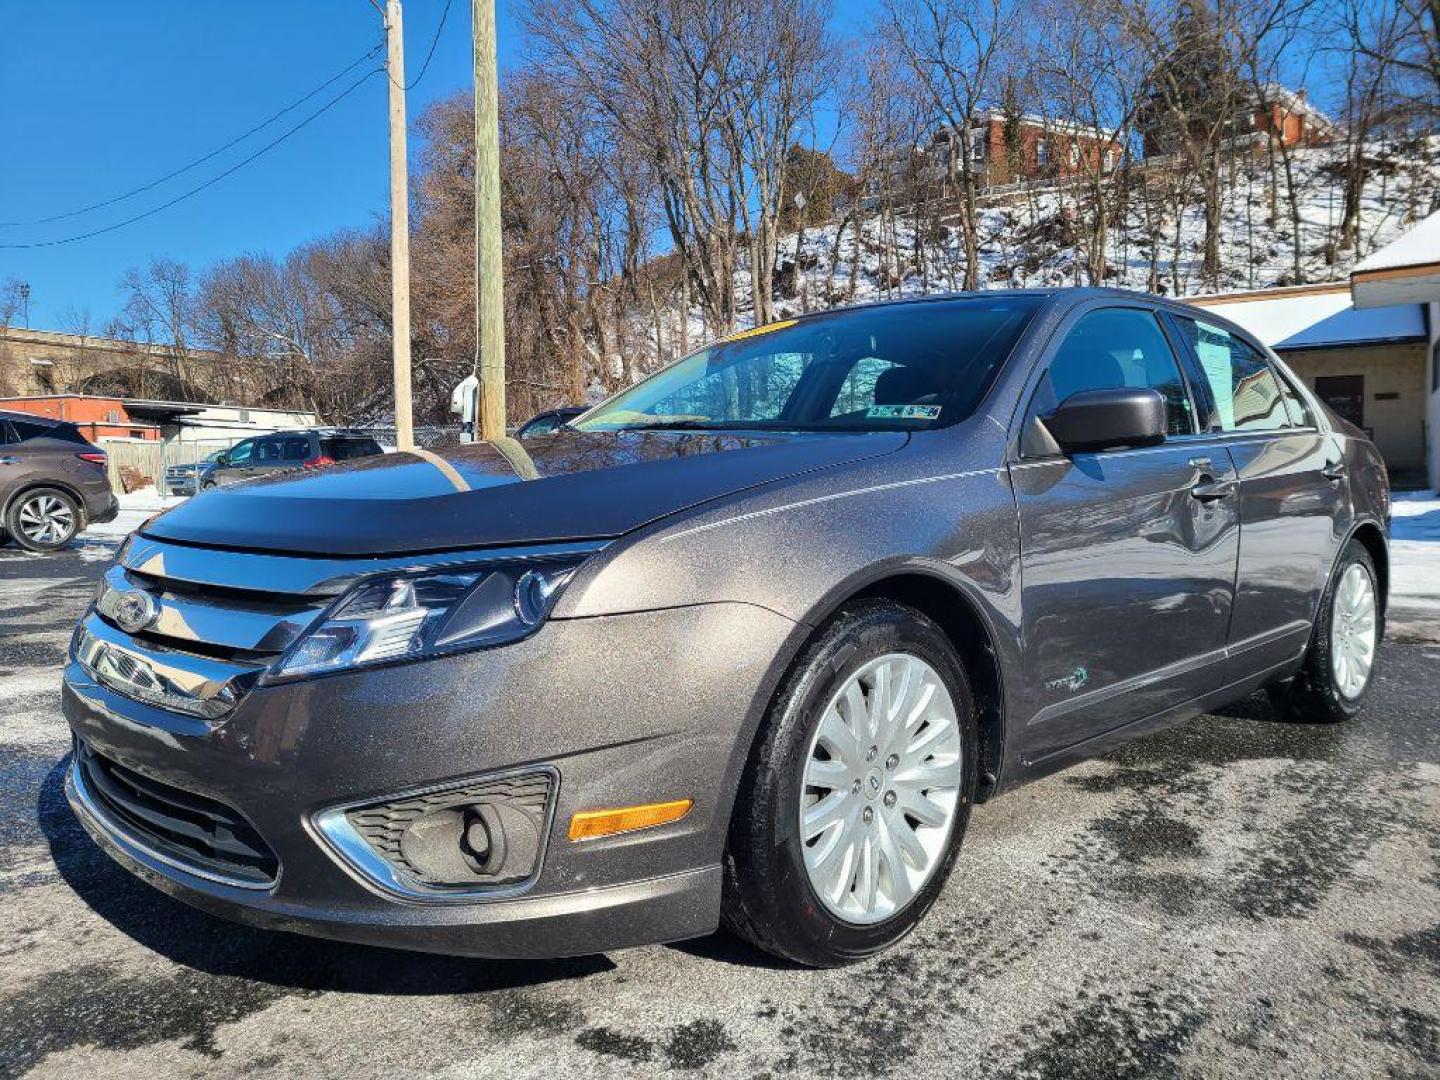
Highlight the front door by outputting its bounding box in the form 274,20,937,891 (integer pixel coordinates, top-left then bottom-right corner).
1012,305,1240,762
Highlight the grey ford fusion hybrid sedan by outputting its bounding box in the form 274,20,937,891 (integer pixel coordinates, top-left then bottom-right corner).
63,288,1389,966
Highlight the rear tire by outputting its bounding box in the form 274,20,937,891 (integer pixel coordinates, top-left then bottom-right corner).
1267,539,1380,724
722,599,978,966
6,488,82,553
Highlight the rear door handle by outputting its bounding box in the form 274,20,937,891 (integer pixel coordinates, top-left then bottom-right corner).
1191,476,1237,501
1322,460,1347,481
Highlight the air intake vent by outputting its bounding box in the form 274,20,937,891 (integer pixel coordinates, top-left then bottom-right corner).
77,741,278,886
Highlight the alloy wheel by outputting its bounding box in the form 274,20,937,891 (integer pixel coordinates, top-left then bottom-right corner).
798,652,963,925
1330,563,1377,700
16,494,76,547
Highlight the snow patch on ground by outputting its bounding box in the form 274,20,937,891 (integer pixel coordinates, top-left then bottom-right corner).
1388,492,1440,643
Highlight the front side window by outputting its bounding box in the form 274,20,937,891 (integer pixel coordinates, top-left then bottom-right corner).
575,298,1042,434
226,440,254,466
1173,317,1289,432
1033,307,1196,436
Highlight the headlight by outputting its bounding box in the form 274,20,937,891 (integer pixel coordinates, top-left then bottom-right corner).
266,559,583,682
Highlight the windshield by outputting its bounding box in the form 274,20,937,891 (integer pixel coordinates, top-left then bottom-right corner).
575,297,1041,434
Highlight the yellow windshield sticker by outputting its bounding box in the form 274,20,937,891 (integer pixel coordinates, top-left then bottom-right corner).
722,318,798,344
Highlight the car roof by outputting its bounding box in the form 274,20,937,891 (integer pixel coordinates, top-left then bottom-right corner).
780,285,1207,324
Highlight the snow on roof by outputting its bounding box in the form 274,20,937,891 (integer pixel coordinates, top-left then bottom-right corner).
1187,283,1426,349
1353,211,1440,274
1255,83,1334,128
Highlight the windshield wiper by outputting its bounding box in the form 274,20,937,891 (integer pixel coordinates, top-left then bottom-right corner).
612,419,718,431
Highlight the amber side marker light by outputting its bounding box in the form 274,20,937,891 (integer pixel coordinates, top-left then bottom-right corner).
568,799,693,841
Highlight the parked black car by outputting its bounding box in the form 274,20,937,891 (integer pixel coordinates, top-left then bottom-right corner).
198,430,384,490
0,411,118,552
517,406,587,438
64,289,1389,966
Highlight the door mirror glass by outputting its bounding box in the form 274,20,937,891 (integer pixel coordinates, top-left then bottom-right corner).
1043,387,1167,454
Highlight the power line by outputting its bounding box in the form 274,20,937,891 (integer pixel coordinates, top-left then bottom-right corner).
397,0,454,91
0,68,382,250
0,41,384,229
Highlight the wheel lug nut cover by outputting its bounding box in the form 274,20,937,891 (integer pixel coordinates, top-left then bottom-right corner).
863,807,874,823
885,754,899,770
883,790,897,807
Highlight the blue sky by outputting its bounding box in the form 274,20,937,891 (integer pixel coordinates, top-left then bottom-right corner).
0,1,503,330
0,1,885,331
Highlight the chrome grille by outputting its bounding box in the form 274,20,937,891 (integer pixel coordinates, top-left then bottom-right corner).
77,535,604,720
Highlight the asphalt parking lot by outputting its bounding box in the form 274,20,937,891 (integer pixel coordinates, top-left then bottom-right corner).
2,546,1438,1079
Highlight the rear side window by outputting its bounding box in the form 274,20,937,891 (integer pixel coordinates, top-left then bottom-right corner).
1173,317,1290,432
257,436,310,462
1273,366,1315,427
321,437,382,460
254,439,286,462
1034,307,1197,436
279,436,311,460
10,418,86,444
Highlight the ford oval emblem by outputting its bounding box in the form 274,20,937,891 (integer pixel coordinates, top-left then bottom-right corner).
112,589,159,634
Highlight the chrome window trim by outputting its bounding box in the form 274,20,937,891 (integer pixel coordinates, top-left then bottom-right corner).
67,751,278,892
307,765,561,905
123,536,609,597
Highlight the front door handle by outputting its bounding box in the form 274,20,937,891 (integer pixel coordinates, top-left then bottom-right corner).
1322,460,1347,481
1191,476,1237,502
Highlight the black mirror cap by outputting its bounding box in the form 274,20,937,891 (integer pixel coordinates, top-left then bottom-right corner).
1042,387,1167,454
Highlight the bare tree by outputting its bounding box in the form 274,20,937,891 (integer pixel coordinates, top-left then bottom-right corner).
882,0,1019,290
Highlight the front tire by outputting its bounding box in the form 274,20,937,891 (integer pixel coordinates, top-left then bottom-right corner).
723,600,978,966
6,488,82,553
1267,539,1380,723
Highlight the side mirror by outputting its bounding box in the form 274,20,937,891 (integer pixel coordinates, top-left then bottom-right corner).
1041,387,1167,454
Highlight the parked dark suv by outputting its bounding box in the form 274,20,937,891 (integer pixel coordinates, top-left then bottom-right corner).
62,289,1389,966
198,430,383,490
1,411,117,552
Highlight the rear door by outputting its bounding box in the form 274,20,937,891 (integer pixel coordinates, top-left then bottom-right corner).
1165,312,1344,680
1012,303,1240,761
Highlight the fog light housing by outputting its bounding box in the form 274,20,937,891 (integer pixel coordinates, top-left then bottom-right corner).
313,769,556,900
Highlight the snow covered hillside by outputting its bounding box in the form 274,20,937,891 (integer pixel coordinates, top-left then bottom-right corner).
732,141,1439,328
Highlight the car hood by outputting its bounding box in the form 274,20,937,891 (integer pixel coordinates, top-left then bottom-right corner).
141,429,907,556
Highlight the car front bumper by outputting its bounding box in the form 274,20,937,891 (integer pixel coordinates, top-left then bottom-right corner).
61,601,796,958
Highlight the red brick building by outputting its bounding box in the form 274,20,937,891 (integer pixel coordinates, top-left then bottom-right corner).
1245,84,1333,149
899,111,1120,199
0,395,159,441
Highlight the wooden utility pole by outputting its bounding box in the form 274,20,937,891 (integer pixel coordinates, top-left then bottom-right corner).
386,0,414,450
473,0,506,439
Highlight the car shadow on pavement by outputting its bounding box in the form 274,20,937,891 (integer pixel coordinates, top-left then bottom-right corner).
37,755,616,996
